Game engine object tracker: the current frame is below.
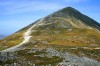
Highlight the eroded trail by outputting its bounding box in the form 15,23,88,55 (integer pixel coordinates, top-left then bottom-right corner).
1,18,44,52
1,25,34,52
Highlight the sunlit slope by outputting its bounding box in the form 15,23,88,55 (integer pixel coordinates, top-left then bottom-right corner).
0,7,100,51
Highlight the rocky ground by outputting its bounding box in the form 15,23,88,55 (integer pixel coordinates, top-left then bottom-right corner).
0,47,100,66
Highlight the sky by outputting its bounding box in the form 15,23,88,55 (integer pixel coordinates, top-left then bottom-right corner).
0,0,100,35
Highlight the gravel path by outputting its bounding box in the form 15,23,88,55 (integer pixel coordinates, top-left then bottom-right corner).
1,26,33,52
1,18,44,52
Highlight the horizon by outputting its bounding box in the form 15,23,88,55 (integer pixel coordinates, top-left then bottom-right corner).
0,0,100,36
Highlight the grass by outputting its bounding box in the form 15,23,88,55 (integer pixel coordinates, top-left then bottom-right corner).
0,60,17,65
30,28,100,61
13,49,63,65
0,43,99,65
50,45,100,61
0,27,100,65
31,28,100,47
0,46,5,51
0,31,26,50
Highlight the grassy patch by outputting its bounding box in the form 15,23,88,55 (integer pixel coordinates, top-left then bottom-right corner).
0,31,25,50
50,45,100,61
0,46,5,51
15,49,63,65
31,28,100,47
0,59,17,65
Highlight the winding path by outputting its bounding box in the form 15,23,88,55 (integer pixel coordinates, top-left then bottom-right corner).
1,18,44,52
1,25,35,52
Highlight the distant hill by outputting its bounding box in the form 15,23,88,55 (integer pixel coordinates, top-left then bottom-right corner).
0,35,5,39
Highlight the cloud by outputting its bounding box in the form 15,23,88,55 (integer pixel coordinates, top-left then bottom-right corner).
0,0,90,15
0,0,66,15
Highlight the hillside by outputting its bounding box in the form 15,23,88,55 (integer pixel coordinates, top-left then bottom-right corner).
0,7,100,66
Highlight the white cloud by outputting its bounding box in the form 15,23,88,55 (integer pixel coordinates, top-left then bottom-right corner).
0,0,89,15
0,1,66,15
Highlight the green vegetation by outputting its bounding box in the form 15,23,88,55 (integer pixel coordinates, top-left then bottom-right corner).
29,43,100,61
2,49,63,66
31,28,100,47
53,45,100,61
0,7,100,65
0,60,17,65
0,46,5,50
0,31,25,50
29,28,100,61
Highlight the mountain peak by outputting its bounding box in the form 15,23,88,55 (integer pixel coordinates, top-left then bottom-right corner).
57,6,81,15
60,6,77,11
32,7,100,31
49,6,82,19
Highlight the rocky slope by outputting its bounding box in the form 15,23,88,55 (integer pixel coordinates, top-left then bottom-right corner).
0,7,100,66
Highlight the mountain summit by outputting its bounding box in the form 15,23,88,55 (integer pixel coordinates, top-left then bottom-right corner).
26,7,100,31
0,7,100,66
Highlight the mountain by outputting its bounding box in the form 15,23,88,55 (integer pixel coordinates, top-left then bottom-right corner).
29,7,100,31
0,7,100,66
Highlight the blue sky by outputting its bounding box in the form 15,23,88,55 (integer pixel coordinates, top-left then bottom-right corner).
0,0,100,35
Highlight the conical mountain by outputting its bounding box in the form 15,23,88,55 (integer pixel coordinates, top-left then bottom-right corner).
25,7,100,31
0,7,100,50
56,7,100,30
0,7,100,65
